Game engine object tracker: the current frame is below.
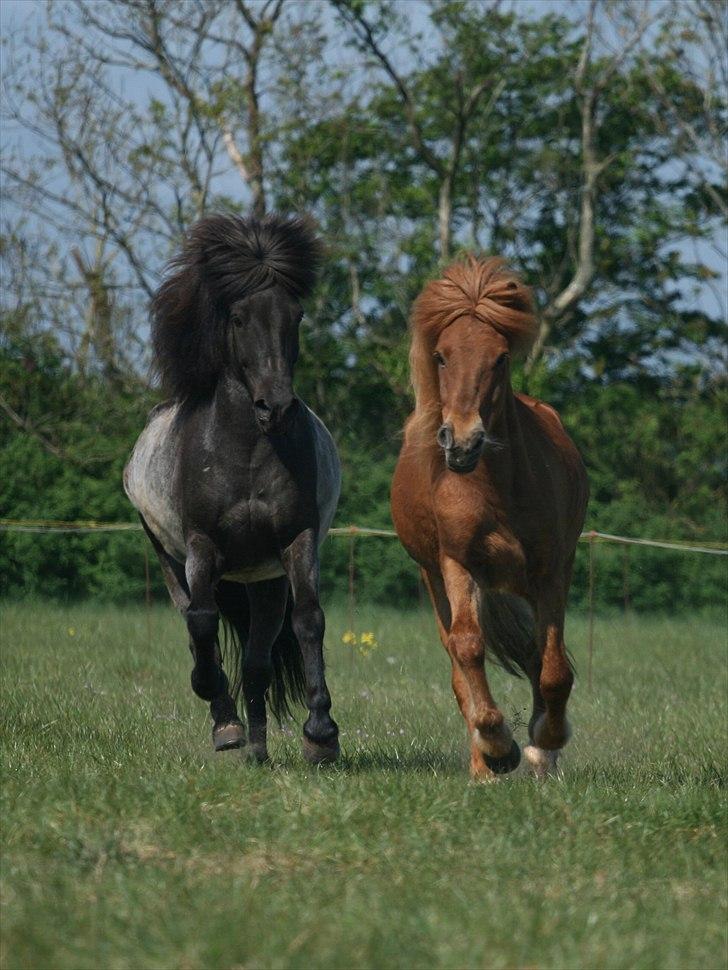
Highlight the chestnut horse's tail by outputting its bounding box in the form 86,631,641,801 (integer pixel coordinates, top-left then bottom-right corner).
215,579,307,722
479,592,539,678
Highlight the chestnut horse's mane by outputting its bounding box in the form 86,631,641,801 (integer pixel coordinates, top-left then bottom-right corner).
408,256,536,442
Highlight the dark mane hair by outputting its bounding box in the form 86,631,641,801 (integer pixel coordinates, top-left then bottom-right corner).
151,213,323,399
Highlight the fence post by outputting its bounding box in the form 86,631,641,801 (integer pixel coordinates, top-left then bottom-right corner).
347,527,357,636
143,543,152,651
622,544,631,614
587,532,596,691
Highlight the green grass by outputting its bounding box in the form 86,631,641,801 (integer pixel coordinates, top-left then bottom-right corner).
1,602,726,970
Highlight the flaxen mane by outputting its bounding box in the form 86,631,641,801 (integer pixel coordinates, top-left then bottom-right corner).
408,256,536,442
152,213,323,399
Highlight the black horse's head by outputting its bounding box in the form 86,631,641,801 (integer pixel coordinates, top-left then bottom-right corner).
151,213,322,434
228,287,301,433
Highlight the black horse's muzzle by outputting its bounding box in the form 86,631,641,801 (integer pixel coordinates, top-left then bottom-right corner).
254,395,299,435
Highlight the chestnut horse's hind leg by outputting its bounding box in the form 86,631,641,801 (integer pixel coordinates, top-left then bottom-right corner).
185,533,244,751
282,529,339,765
438,557,520,778
524,588,573,773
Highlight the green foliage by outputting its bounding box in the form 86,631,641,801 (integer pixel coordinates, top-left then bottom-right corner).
1,1,725,611
1,325,726,609
0,339,164,601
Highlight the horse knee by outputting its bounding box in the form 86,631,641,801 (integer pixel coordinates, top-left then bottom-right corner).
291,599,324,645
448,629,484,669
186,607,218,646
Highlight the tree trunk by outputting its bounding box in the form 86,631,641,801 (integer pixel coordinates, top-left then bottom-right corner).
438,178,452,262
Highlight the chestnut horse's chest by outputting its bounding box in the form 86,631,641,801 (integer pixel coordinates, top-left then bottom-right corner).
432,471,530,592
392,448,527,589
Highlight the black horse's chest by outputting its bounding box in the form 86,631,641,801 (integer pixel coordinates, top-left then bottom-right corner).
180,408,319,566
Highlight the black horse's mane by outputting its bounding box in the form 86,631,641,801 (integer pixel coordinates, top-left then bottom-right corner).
151,213,323,399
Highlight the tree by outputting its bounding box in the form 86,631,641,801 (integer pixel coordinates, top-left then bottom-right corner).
1,0,725,608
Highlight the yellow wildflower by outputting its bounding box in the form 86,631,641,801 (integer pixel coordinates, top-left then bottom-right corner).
342,630,357,645
68,627,76,637
360,631,377,647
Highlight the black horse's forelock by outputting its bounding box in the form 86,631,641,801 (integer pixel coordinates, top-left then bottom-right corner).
151,213,323,399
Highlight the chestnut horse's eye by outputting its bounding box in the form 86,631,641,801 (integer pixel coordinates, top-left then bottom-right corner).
495,352,509,368
433,351,446,367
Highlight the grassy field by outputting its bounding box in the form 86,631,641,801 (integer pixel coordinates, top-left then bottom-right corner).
1,601,726,970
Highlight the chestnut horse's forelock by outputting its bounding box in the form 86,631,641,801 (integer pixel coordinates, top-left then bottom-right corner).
408,256,537,442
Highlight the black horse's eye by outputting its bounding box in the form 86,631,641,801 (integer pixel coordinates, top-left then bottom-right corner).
433,351,446,367
232,315,243,328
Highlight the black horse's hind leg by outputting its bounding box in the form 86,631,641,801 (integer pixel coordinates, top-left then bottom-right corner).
184,532,244,751
282,529,339,764
139,515,190,612
241,577,289,762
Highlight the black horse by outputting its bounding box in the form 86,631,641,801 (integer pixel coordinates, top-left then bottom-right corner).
124,214,341,764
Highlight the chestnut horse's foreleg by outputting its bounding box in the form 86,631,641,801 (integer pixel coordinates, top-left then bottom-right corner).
439,557,520,777
282,529,339,765
526,590,573,768
422,569,495,780
241,577,289,763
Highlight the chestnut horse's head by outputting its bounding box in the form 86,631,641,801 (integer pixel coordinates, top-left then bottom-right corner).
433,319,511,472
409,257,536,472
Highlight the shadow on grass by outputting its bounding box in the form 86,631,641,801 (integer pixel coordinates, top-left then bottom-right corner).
336,744,465,774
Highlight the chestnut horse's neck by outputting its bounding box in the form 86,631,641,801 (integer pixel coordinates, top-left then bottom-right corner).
481,381,528,483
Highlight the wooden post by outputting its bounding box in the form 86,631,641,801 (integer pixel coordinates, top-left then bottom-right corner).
622,544,631,614
348,527,356,634
144,544,152,651
587,532,596,691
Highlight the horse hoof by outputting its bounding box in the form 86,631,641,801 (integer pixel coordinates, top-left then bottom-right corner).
483,739,521,774
245,741,270,764
523,745,560,778
302,735,340,765
213,721,246,752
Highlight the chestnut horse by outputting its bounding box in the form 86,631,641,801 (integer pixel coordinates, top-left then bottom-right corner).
391,257,588,780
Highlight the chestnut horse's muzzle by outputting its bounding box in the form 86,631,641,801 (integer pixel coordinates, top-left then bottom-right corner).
438,423,486,473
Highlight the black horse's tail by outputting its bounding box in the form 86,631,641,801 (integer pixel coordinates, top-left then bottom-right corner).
214,579,307,722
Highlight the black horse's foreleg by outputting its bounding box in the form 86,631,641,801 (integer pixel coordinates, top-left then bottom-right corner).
243,577,289,763
185,533,244,750
282,529,339,764
185,532,223,698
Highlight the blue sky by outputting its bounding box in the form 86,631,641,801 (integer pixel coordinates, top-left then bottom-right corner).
2,0,725,324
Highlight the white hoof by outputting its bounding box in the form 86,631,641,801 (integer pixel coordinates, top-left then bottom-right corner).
523,744,560,779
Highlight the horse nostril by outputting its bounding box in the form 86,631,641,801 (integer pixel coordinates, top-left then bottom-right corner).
254,399,271,416
437,425,453,449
